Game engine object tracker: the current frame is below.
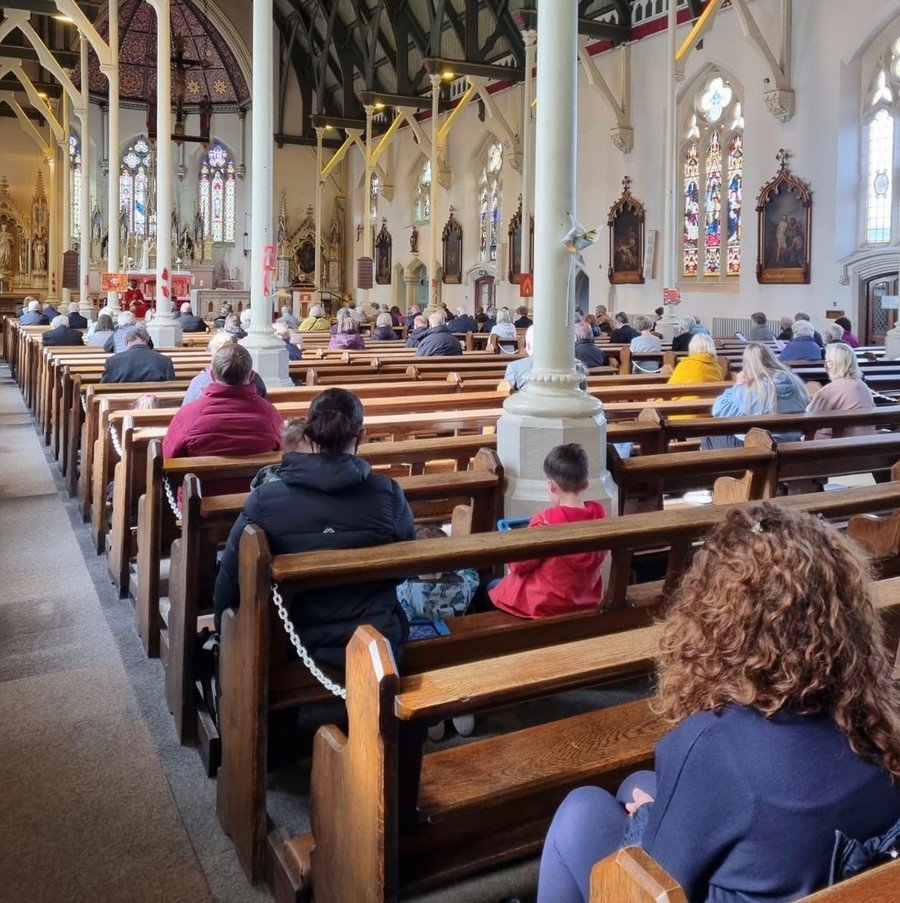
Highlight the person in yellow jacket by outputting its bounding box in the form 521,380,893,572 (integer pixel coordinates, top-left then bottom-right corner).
298,304,332,331
667,333,727,417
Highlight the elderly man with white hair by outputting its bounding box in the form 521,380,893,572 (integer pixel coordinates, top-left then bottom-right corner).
794,311,824,347
779,319,823,362
447,305,478,333
100,325,176,383
414,311,463,356
275,305,299,330
104,310,138,353
18,298,49,326
67,300,88,330
178,302,209,333
504,325,534,391
671,316,697,353
42,314,85,346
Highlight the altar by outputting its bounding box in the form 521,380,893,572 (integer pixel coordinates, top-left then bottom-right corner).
128,271,194,305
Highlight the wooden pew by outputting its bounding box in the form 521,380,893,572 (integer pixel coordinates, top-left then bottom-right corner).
266,578,900,900
217,485,900,885
590,847,900,903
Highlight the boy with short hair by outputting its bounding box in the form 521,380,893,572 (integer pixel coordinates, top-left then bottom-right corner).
489,444,608,618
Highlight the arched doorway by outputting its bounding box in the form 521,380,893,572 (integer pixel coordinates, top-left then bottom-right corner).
473,274,495,310
405,259,428,310
865,273,900,344
575,270,590,312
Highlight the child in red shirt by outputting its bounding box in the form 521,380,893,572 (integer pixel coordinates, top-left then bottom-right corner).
489,443,608,618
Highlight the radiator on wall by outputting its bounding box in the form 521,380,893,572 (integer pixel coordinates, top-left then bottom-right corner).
711,317,754,339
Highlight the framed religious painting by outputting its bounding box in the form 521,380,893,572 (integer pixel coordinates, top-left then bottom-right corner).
608,176,645,284
756,150,812,285
442,207,463,284
507,196,534,285
374,218,392,285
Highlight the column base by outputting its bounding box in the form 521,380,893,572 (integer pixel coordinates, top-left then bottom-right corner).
497,408,618,521
240,335,293,387
885,328,900,361
146,319,183,348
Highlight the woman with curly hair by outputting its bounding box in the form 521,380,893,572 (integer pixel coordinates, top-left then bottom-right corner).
537,503,900,903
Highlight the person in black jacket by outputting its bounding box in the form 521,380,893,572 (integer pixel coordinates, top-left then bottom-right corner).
572,321,606,368
100,325,176,383
178,302,209,332
19,299,49,325
671,316,696,353
67,301,88,329
609,312,640,344
42,314,85,346
414,312,463,357
405,315,430,348
446,306,478,333
212,388,416,668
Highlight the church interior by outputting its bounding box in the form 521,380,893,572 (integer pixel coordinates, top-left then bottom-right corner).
1,0,900,901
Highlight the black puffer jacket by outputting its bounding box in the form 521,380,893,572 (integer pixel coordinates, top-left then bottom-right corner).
213,451,415,668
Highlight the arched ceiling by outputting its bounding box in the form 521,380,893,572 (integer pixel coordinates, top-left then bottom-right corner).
74,0,250,110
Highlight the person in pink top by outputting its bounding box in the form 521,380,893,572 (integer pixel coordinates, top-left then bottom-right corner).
489,444,608,619
806,342,876,439
834,316,860,348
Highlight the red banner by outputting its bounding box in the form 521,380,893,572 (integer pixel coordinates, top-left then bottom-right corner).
519,273,534,298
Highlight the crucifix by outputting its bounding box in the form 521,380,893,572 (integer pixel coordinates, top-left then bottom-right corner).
171,35,207,142
776,148,792,171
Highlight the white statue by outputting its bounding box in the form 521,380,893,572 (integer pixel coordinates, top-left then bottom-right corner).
32,237,46,273
0,224,13,273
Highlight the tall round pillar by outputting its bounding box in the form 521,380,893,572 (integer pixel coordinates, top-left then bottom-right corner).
240,0,291,386
496,0,617,519
77,36,92,318
103,0,121,310
428,73,441,311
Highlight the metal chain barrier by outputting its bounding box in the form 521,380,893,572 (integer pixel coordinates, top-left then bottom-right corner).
162,476,182,520
108,424,123,457
271,582,347,699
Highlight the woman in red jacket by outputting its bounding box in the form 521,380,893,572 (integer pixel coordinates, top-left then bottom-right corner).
162,343,283,498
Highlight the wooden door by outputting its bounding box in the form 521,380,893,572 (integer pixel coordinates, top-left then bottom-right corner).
866,273,900,345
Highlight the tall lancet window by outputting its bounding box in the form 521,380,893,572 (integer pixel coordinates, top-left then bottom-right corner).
69,132,82,245
413,159,431,224
199,140,236,243
680,74,743,281
479,142,503,263
119,136,153,239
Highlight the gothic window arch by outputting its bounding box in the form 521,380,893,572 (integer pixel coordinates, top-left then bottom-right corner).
861,37,900,246
119,136,153,240
479,142,503,264
413,159,431,224
680,72,744,281
69,132,82,245
370,172,381,223
198,140,236,243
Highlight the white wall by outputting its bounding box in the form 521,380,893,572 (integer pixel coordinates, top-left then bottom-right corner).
341,0,900,337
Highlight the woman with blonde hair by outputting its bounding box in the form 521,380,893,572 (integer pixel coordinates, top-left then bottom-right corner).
489,307,518,353
666,333,725,416
538,503,900,903
806,342,876,439
298,304,330,332
702,342,808,448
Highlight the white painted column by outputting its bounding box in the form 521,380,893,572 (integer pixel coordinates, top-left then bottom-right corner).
314,125,324,298
78,36,92,318
240,0,290,386
46,154,57,298
497,0,616,520
657,0,681,343
103,0,120,310
361,104,375,309
520,28,536,280
428,73,441,310
146,0,182,346
60,97,71,305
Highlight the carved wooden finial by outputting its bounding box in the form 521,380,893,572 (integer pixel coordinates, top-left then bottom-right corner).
775,148,791,171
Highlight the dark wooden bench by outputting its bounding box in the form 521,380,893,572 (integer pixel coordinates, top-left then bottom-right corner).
216,485,900,886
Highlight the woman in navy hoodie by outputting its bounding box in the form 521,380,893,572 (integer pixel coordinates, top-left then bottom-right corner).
538,503,900,903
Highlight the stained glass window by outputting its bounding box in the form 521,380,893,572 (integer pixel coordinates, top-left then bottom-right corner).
479,142,503,263
726,135,743,275
680,73,742,280
370,172,380,222
119,137,153,240
199,140,236,243
69,133,82,245
414,160,431,224
682,143,700,276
